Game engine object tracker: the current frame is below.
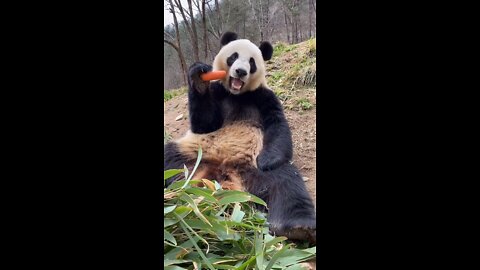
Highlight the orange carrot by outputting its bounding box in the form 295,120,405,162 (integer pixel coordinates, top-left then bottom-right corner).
201,70,227,81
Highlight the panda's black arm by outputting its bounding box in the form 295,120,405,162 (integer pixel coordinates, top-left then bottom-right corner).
187,63,224,133
256,89,293,171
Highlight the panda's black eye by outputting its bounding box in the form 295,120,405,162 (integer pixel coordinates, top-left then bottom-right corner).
249,57,257,74
227,52,238,67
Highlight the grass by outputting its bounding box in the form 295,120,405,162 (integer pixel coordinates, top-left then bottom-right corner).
164,149,316,269
269,40,316,87
164,130,172,144
165,86,188,102
297,98,314,111
265,39,316,112
307,38,316,57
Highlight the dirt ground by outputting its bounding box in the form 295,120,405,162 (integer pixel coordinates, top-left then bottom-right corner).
164,94,317,208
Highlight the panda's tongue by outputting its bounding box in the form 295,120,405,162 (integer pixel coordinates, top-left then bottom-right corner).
232,78,243,90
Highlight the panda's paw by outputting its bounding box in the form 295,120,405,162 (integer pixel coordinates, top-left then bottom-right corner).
188,62,212,95
271,219,316,245
284,224,316,246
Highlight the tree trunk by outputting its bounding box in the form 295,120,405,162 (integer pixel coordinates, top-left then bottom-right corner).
186,0,200,62
284,12,290,43
201,0,208,61
205,1,220,40
164,40,187,83
293,0,298,43
309,0,312,38
174,0,199,62
248,0,262,42
167,0,187,85
214,0,222,35
243,16,246,38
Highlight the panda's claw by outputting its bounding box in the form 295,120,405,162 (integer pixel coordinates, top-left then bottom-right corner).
188,62,213,94
270,218,316,245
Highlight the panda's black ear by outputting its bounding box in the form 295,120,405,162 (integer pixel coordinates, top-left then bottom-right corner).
220,32,238,46
259,42,273,61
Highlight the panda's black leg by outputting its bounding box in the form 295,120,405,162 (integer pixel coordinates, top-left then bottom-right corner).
164,142,190,187
268,164,316,244
244,163,316,244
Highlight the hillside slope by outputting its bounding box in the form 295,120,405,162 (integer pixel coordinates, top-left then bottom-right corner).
164,38,317,206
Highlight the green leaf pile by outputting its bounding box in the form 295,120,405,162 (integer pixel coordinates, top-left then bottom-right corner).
164,148,316,269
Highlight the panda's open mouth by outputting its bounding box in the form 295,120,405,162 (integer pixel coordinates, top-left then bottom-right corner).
229,77,245,92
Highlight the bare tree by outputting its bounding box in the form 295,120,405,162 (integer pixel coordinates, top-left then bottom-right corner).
308,0,312,38
284,11,290,43
173,0,200,62
165,0,188,85
164,0,317,90
280,0,296,44
214,0,223,34
248,0,271,41
201,0,208,60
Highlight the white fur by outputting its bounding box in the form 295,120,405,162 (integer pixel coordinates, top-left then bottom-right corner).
212,39,268,94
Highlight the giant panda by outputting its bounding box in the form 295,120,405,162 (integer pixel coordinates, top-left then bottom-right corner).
164,32,316,244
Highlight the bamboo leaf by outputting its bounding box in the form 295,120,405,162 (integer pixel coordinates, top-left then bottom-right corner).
164,259,190,266
173,205,193,219
183,164,189,181
164,205,177,215
180,193,212,227
265,236,288,249
164,169,185,180
176,213,216,270
218,193,252,205
236,255,257,270
255,232,265,270
231,203,245,223
164,266,188,270
271,249,316,267
264,243,292,270
201,178,216,191
164,230,177,246
164,236,198,260
182,146,203,189
215,190,267,206
185,187,217,202
285,264,311,270
214,180,222,190
164,218,179,228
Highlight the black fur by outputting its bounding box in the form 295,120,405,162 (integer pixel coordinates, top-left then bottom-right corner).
249,57,257,74
163,143,190,187
259,41,273,61
187,62,223,133
226,52,238,67
164,35,315,244
241,163,316,243
221,32,238,46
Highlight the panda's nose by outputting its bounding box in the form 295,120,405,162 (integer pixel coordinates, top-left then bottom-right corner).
235,68,247,78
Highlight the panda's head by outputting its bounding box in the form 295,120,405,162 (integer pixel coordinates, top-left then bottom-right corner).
213,32,273,95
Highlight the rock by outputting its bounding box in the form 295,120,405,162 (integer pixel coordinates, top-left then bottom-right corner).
303,177,309,182
175,114,183,121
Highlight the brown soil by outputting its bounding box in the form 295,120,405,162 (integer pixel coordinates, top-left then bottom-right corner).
164,93,316,208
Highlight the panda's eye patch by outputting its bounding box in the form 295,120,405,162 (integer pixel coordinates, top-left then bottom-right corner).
227,52,238,66
249,57,257,74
